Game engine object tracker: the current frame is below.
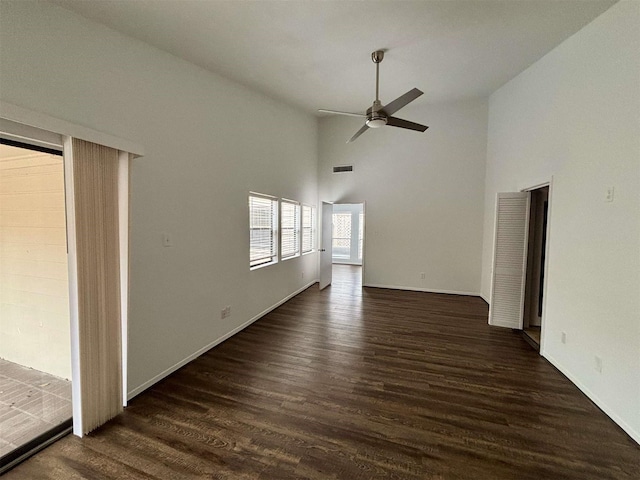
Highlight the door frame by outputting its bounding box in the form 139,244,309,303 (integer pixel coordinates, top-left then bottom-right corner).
324,201,367,287
520,178,553,355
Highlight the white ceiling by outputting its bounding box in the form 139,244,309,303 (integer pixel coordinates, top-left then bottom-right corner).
51,0,616,115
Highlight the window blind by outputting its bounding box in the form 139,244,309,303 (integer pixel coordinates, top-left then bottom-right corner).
249,194,278,267
302,205,315,253
281,200,300,259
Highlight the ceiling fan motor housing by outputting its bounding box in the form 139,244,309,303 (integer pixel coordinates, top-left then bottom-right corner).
366,101,388,128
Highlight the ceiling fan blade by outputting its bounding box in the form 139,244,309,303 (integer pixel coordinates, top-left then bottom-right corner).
347,124,369,143
387,116,429,132
380,88,424,116
318,109,366,118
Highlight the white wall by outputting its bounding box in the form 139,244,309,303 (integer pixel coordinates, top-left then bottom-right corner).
0,0,318,396
0,146,71,379
319,100,487,295
481,0,639,442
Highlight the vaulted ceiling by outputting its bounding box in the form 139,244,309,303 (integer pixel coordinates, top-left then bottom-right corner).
51,0,617,114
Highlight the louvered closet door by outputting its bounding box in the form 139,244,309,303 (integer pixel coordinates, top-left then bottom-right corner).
488,192,531,329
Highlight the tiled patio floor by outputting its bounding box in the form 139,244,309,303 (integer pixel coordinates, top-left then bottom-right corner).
0,359,71,457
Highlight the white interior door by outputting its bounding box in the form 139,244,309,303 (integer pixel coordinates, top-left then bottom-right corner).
319,201,333,289
488,192,531,329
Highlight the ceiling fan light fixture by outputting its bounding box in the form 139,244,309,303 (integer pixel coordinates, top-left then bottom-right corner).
366,117,387,128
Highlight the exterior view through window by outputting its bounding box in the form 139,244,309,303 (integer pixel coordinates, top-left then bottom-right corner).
249,193,278,268
0,140,72,470
332,204,364,265
302,205,315,253
280,200,300,259
332,212,352,260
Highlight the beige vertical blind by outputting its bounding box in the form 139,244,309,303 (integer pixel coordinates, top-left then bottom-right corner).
71,138,122,434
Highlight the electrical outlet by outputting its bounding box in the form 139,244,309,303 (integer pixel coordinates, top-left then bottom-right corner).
561,332,567,344
225,305,231,317
162,233,173,247
220,308,226,320
595,356,603,373
420,272,426,280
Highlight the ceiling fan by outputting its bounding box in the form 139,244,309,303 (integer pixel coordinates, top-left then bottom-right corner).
319,50,429,143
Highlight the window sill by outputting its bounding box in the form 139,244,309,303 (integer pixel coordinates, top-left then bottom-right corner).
250,260,278,271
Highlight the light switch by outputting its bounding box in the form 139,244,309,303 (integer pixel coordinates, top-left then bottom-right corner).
594,356,603,373
605,186,614,203
162,233,173,247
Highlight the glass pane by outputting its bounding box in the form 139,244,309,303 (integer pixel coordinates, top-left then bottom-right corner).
249,195,277,266
332,213,351,259
0,143,72,462
281,201,300,258
302,205,312,253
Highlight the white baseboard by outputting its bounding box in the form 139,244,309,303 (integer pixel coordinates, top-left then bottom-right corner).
363,283,480,297
127,280,318,400
543,352,639,445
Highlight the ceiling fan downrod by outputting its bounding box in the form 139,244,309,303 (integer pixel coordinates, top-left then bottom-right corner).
368,50,386,127
372,50,384,103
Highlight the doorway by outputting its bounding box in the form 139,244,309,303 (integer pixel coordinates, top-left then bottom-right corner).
332,204,364,266
0,139,72,471
318,202,366,290
488,183,552,353
522,186,549,351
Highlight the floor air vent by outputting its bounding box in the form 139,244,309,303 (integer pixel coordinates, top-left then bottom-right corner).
333,165,353,173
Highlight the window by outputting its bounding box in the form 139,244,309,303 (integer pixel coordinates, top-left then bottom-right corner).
332,204,364,265
280,199,300,259
332,212,352,260
302,205,315,254
249,193,278,268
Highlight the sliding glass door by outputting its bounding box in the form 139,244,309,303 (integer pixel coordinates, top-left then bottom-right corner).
0,139,72,472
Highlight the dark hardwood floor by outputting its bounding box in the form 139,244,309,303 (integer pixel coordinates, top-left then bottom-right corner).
6,265,639,479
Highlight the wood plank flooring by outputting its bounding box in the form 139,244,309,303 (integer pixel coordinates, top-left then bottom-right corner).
5,266,639,479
